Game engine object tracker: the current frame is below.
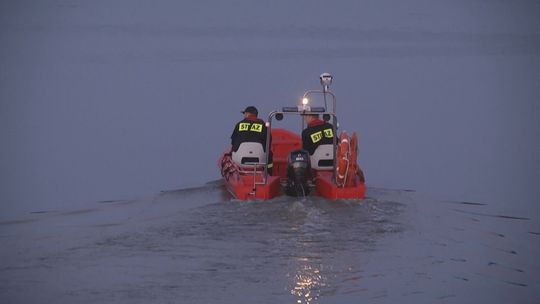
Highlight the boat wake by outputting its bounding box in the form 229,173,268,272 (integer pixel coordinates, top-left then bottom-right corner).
1,184,538,303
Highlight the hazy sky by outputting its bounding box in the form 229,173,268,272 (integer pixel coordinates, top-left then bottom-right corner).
1,0,539,218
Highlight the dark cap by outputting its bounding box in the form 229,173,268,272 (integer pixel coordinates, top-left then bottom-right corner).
241,106,258,115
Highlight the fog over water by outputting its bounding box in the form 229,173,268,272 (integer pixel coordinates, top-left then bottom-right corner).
1,1,540,303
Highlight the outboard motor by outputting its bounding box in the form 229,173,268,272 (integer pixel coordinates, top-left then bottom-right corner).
285,149,311,197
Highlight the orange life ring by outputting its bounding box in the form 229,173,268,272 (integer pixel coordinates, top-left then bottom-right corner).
336,131,349,186
345,132,358,187
350,132,358,166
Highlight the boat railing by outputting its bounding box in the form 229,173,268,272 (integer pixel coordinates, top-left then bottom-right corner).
301,90,337,114
240,162,268,195
263,73,339,186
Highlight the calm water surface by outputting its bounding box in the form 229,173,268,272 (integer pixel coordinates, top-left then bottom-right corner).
2,185,538,303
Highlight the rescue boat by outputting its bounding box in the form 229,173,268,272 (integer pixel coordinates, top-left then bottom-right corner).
218,73,365,200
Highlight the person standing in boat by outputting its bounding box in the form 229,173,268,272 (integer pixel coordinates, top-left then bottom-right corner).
230,106,273,174
301,114,335,155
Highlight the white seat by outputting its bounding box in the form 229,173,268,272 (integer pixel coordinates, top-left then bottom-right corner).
310,144,334,169
232,142,266,166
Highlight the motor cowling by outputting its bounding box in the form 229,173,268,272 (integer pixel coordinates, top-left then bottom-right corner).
285,149,311,197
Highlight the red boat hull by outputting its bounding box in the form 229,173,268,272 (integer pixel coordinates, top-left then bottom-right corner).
314,171,366,200
223,173,282,200
218,128,365,200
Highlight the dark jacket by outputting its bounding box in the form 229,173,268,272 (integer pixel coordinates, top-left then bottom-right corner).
230,116,269,152
301,119,335,155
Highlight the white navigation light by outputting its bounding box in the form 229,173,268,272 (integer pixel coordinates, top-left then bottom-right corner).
319,73,333,89
302,97,309,105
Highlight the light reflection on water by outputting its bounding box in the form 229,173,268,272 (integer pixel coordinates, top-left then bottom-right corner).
291,262,326,304
279,195,403,304
286,199,328,304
